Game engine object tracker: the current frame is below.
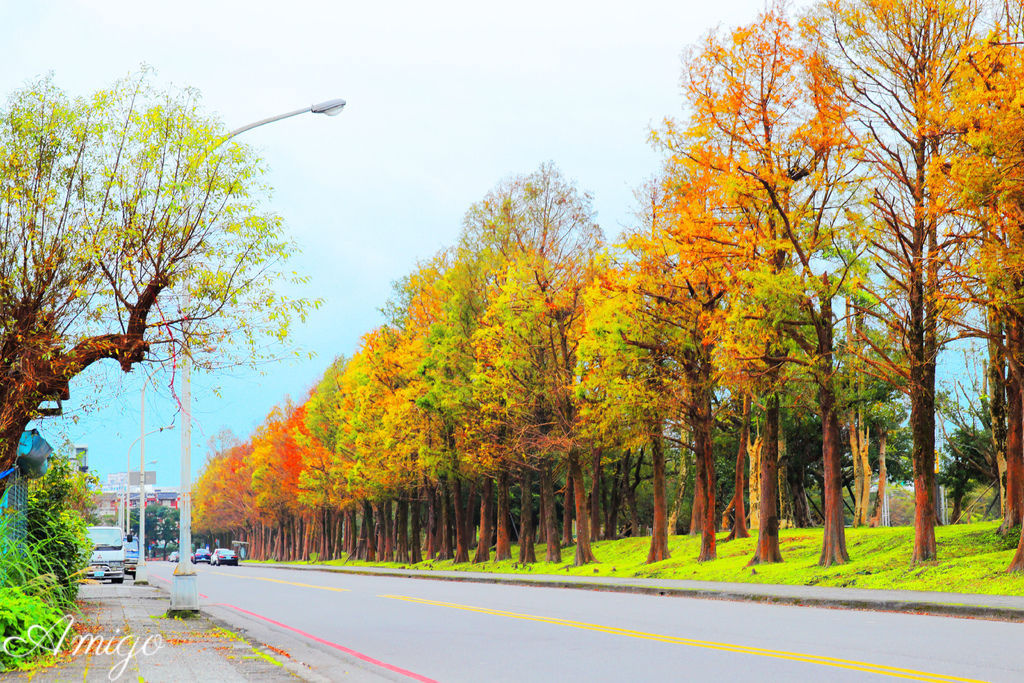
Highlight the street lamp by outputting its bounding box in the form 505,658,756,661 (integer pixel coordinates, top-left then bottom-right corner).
123,425,173,536
170,97,347,613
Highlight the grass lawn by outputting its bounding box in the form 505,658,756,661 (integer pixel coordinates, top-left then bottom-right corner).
266,521,1024,596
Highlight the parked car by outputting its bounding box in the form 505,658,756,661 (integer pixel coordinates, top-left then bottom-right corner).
192,548,212,563
168,551,179,562
210,548,238,566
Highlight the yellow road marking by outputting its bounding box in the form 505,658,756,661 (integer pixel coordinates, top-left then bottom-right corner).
378,594,983,682
211,571,350,593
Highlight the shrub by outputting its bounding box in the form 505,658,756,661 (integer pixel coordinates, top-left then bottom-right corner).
0,458,92,672
0,585,63,672
25,458,92,606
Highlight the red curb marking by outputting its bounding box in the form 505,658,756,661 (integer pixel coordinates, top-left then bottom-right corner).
208,601,437,682
148,572,209,598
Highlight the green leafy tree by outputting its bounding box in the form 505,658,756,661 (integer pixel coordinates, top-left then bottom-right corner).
0,73,313,485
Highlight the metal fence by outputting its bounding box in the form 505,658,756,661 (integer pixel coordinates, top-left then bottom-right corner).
0,471,27,543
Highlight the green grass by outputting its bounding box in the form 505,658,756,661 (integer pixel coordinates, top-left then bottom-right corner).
262,521,1024,596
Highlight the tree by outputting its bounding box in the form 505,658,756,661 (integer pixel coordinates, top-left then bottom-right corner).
944,6,1024,547
0,74,312,487
468,164,603,565
822,0,982,562
130,505,180,559
578,191,681,564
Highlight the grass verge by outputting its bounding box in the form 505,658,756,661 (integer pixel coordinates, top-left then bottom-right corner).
258,521,1024,596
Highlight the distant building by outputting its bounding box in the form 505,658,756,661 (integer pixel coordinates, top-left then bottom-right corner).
95,486,180,518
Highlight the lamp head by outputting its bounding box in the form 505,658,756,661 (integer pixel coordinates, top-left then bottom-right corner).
311,98,347,116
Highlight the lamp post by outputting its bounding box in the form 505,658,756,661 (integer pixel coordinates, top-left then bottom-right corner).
170,97,346,613
136,366,165,585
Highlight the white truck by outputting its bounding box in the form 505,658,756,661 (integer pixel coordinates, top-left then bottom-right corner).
86,526,128,583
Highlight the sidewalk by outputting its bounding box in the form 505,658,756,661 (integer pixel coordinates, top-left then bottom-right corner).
247,561,1024,621
9,582,308,682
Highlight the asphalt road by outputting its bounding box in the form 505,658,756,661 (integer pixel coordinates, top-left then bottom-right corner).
144,562,1023,682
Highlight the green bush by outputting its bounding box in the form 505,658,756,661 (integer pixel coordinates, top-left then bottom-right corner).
0,585,63,672
25,458,91,606
0,458,92,672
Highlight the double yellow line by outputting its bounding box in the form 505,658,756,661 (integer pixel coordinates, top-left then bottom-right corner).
379,594,982,682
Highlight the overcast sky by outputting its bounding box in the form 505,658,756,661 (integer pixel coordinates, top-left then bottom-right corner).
5,0,777,488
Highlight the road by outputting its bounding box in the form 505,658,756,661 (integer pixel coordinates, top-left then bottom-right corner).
144,562,1023,682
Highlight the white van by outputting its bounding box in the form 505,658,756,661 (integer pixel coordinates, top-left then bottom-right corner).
86,526,127,583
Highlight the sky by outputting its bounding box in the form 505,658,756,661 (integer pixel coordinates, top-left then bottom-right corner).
3,0,779,488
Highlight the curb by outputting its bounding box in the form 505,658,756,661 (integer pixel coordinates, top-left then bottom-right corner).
245,563,1024,623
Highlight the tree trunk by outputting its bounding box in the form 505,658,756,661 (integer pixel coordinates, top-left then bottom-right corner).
537,471,548,548
728,396,750,540
396,499,409,563
1002,340,1024,533
749,394,783,565
410,497,422,563
439,483,452,561
790,464,813,528
690,436,706,536
540,463,561,562
869,430,888,527
473,477,493,563
694,394,716,563
626,449,642,536
667,450,688,535
778,428,794,530
562,470,574,546
748,435,762,529
425,485,437,560
363,502,376,562
381,500,393,562
988,306,1009,519
647,424,670,563
589,449,602,542
518,468,536,564
495,470,512,561
568,451,597,565
452,477,470,563
819,388,849,566
910,370,938,563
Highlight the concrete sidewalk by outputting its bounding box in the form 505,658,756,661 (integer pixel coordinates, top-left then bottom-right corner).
10,582,309,682
246,561,1024,621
